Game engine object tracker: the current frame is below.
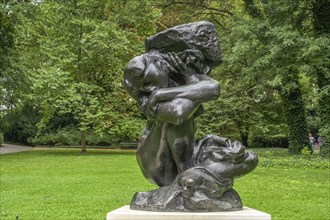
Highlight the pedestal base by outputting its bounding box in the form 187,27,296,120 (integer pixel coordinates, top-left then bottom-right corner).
106,205,271,220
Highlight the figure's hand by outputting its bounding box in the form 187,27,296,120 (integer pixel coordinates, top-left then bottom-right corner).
141,101,157,119
162,52,187,74
140,90,163,118
147,89,164,110
183,49,204,65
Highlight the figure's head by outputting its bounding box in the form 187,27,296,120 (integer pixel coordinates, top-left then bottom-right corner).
177,167,233,199
124,51,170,102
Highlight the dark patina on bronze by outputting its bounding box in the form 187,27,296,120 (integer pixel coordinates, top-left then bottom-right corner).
124,21,258,212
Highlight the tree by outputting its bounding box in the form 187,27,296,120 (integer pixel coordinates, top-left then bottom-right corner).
222,0,327,153
152,0,235,30
12,0,160,152
312,0,330,156
0,2,16,127
155,0,293,149
0,1,26,114
158,0,329,154
0,1,35,141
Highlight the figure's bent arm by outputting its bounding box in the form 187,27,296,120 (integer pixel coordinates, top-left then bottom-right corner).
141,75,219,124
147,75,220,108
155,98,200,125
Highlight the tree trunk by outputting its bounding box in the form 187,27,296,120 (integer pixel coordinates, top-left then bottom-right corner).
80,131,87,154
243,0,263,19
317,72,330,156
280,72,310,154
313,0,330,156
240,127,249,147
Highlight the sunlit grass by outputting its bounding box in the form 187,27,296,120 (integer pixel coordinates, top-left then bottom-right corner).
0,148,329,220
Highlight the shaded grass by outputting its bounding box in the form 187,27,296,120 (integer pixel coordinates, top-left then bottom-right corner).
252,148,330,169
0,149,155,220
235,168,329,220
0,148,329,220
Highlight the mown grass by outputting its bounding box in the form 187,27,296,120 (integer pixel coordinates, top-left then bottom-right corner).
0,148,329,220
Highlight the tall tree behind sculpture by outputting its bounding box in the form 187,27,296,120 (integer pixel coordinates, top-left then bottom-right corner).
155,0,329,153
4,0,160,151
313,0,330,156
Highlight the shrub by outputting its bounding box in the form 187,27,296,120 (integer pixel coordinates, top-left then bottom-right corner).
30,126,131,147
3,104,40,145
30,126,80,146
250,135,289,148
320,126,330,157
85,132,120,147
0,132,3,146
251,148,330,169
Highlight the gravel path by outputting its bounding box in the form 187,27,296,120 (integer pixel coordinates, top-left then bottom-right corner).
0,143,34,155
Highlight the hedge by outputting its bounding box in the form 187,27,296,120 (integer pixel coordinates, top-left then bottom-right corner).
0,132,3,146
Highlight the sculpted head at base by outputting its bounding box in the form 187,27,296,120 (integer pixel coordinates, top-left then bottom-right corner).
130,134,257,212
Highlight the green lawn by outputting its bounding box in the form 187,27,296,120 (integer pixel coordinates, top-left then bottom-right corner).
0,148,329,220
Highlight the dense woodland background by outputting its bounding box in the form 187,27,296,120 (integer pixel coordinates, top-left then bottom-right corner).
1,0,329,155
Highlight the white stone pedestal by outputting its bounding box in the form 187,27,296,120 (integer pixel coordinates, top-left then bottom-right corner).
106,206,271,220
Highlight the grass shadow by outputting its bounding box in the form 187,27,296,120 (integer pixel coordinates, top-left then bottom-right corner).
18,148,136,157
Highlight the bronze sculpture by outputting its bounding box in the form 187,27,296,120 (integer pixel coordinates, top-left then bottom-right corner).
124,21,258,212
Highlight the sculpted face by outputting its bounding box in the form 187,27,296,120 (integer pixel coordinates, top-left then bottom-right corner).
142,52,170,93
177,168,232,199
124,51,170,104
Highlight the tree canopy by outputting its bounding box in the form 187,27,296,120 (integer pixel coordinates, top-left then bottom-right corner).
1,0,329,155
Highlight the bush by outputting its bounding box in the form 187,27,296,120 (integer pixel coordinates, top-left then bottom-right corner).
320,127,330,157
251,148,330,169
85,132,121,147
30,126,130,147
250,135,289,148
3,104,40,145
31,126,80,146
0,132,3,146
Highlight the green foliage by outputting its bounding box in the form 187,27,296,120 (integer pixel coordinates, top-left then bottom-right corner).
31,126,81,147
0,1,31,113
0,132,3,145
281,73,310,154
316,65,330,157
252,148,330,169
155,0,235,29
250,135,288,148
301,146,312,156
1,0,329,156
30,121,144,147
25,1,134,135
320,124,330,156
108,116,144,143
162,1,314,152
1,0,160,148
2,104,40,145
313,0,330,156
213,0,330,153
0,2,15,76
